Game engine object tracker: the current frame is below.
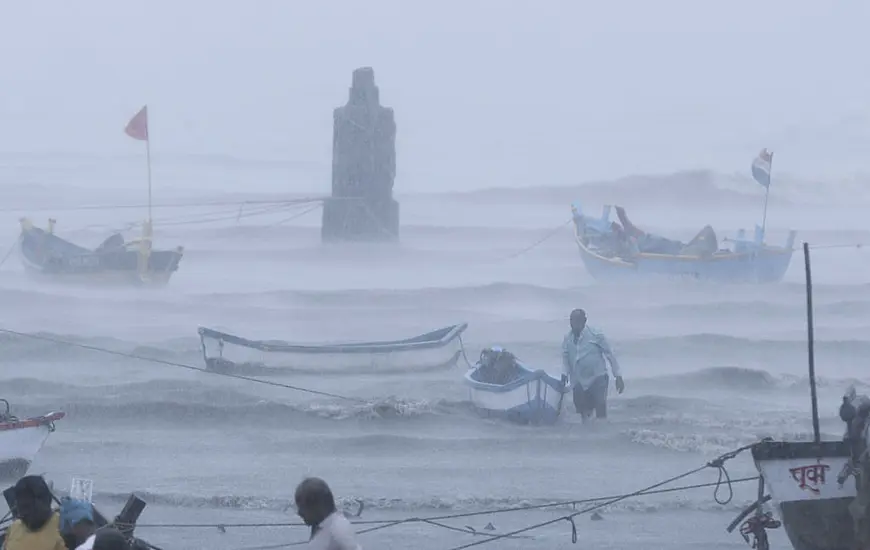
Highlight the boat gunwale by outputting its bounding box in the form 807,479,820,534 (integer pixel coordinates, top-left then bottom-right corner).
0,411,65,432
463,361,567,394
751,439,850,461
198,323,469,355
573,230,795,267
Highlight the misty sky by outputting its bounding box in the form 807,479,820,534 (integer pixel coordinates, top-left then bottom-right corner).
1,0,868,192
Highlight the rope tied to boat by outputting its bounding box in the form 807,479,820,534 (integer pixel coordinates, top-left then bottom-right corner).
0,328,366,404
705,438,770,505
441,440,764,550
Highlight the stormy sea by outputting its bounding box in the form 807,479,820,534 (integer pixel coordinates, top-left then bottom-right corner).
2,162,870,550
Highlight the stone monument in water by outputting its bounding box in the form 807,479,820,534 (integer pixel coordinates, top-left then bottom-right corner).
321,67,399,242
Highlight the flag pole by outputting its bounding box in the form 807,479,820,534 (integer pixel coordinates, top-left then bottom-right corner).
145,133,152,225
760,152,773,242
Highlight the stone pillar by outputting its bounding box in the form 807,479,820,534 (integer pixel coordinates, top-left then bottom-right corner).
321,67,399,242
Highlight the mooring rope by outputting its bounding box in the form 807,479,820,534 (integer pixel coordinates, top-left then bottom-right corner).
443,440,762,550
215,455,760,550
132,475,760,531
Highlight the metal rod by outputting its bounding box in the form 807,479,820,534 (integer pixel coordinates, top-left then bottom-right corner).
804,242,821,443
760,153,773,241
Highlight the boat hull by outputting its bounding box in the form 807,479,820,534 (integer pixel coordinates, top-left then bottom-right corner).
464,362,567,425
18,224,183,286
753,440,856,550
0,411,65,479
575,235,794,283
198,324,469,375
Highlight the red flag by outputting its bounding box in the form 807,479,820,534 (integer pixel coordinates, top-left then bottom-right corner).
125,105,149,141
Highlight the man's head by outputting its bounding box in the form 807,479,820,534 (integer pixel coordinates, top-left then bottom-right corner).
294,477,337,527
13,475,53,531
570,309,587,336
60,498,95,541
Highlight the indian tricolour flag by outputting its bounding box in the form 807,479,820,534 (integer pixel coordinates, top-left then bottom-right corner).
751,148,773,188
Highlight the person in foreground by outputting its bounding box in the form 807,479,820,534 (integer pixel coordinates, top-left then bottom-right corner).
562,308,625,421
59,498,97,550
294,477,361,550
3,475,66,550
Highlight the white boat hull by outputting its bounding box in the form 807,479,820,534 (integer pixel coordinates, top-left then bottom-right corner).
464,359,567,425
0,412,65,479
199,324,468,375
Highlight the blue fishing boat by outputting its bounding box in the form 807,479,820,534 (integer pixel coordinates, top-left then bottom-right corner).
17,218,183,286
570,203,796,283
464,347,568,425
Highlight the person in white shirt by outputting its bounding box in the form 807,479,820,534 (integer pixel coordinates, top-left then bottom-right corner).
294,478,362,550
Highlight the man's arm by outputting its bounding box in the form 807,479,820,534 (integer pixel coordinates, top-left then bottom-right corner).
595,331,622,378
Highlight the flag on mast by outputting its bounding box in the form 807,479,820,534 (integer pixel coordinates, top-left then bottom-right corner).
751,148,773,188
125,105,149,141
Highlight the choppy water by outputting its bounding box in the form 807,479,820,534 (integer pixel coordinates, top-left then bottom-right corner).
2,168,870,549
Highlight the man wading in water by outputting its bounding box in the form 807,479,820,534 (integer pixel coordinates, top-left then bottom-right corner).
562,308,625,422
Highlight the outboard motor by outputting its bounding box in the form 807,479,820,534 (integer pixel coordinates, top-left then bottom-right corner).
478,346,504,368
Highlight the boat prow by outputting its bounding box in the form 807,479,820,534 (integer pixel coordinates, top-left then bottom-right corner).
18,217,184,286
0,401,65,480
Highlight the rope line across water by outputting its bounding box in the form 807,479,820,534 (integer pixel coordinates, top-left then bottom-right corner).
134,475,760,530
0,328,363,403
223,461,760,550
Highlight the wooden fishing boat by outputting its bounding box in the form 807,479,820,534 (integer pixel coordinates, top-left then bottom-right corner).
198,323,469,375
571,204,795,283
464,347,567,425
0,399,65,479
18,218,184,285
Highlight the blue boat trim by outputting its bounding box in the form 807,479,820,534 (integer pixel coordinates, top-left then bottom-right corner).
198,323,469,355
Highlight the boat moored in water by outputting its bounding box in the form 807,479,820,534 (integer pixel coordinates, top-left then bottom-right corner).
464,347,567,425
18,218,184,286
571,203,795,283
198,323,469,375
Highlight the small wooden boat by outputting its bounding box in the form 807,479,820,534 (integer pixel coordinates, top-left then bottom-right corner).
0,399,65,479
18,218,184,285
571,204,795,283
198,323,469,375
464,347,567,425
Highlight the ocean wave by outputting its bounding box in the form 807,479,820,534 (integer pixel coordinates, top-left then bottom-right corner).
7,385,470,424
4,280,868,315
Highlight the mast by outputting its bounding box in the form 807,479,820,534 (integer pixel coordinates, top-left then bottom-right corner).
760,153,773,242
803,241,821,443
